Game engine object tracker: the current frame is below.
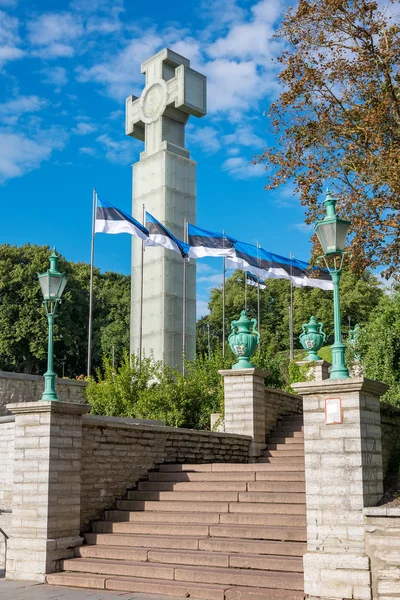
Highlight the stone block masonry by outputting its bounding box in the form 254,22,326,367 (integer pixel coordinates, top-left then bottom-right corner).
365,507,400,600
0,371,86,416
80,415,251,527
293,377,387,600
0,417,14,572
5,401,89,582
220,368,302,458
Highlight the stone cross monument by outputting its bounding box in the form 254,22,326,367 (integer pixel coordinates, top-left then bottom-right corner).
126,48,207,370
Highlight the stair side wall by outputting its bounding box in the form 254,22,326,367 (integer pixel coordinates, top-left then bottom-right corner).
80,418,252,527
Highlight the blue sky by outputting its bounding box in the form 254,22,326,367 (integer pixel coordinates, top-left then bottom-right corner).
0,0,314,318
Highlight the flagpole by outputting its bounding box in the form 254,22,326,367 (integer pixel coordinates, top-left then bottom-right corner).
289,251,294,361
182,218,188,374
257,242,261,334
244,271,247,312
139,204,145,370
87,188,96,377
222,229,226,357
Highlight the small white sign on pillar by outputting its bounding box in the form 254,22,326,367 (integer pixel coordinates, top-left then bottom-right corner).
324,397,342,424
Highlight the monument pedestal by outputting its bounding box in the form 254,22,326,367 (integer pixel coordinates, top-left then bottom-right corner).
6,401,89,581
292,377,387,600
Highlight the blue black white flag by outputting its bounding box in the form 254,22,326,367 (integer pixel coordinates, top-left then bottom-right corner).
226,241,333,290
145,212,189,258
95,196,149,241
188,225,237,258
246,272,266,290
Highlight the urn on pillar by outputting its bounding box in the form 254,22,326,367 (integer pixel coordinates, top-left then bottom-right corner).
228,310,260,370
299,316,326,361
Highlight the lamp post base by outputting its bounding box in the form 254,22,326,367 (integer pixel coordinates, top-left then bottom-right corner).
41,371,59,401
329,341,349,379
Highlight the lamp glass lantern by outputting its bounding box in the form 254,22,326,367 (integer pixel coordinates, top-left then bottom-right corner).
37,249,67,401
314,190,351,380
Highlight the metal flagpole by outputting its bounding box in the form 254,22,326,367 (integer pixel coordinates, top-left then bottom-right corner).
244,271,247,312
207,323,211,359
87,187,96,377
222,230,226,357
182,219,188,375
289,251,294,361
257,241,261,332
139,204,145,370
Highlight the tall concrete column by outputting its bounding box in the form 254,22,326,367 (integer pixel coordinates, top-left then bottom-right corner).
292,377,387,600
126,48,207,371
6,401,89,581
219,368,268,458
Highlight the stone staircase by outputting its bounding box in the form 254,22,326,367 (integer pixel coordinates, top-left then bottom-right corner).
47,414,306,600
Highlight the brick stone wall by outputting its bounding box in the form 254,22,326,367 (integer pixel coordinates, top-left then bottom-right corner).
80,415,252,528
264,387,303,434
0,371,87,416
0,417,14,571
365,508,400,599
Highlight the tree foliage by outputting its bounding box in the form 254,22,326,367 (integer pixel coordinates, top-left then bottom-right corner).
0,244,130,377
260,0,400,276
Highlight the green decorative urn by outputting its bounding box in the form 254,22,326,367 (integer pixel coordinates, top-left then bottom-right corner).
299,316,326,361
228,310,260,370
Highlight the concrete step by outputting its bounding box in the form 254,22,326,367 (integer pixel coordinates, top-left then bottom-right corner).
267,437,304,445
127,491,240,502
61,558,304,590
92,521,211,536
47,571,228,600
105,510,221,524
159,464,214,473
213,463,305,472
263,450,304,458
149,471,257,482
117,500,230,513
228,502,306,515
209,525,306,542
199,537,306,557
246,481,305,493
258,457,305,465
138,481,248,492
267,443,305,451
84,532,204,550
77,545,303,572
238,492,305,504
225,586,305,600
271,430,304,438
158,463,305,473
219,513,306,527
255,472,305,481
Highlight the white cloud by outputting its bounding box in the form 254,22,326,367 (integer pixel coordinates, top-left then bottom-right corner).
0,95,48,124
227,147,240,156
72,121,97,135
27,12,84,58
289,222,312,234
196,299,210,320
222,156,265,179
77,33,162,100
187,126,221,154
0,127,67,182
0,0,18,6
41,66,68,88
96,133,136,164
0,11,24,67
223,125,264,148
198,273,224,287
80,146,96,156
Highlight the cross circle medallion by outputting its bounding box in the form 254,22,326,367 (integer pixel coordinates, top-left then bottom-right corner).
139,80,167,124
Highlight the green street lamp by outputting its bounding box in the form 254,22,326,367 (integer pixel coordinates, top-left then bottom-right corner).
37,249,68,401
315,190,351,379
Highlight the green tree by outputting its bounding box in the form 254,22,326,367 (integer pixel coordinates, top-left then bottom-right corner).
358,289,400,405
0,244,130,377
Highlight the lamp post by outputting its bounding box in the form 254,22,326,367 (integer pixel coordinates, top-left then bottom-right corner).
37,249,68,401
315,190,351,379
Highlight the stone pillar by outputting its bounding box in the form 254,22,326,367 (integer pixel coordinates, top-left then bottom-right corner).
296,360,331,382
292,377,387,600
219,369,268,458
6,401,89,582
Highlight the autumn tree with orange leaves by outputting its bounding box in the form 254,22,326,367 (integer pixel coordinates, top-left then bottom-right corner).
260,0,400,277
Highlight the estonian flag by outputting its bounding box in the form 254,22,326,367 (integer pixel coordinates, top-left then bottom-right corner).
227,241,333,290
246,272,266,289
95,196,149,241
145,212,189,258
188,224,237,258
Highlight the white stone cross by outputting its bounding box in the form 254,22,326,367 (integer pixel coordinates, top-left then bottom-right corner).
126,48,207,158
